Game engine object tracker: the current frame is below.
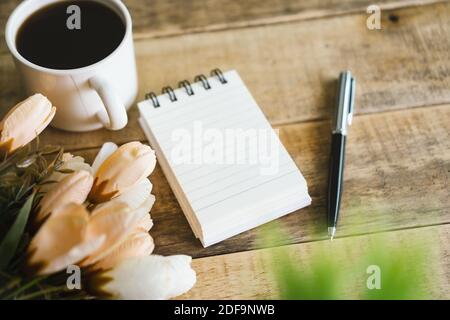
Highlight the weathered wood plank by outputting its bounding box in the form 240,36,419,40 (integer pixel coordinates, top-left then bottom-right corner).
127,0,443,39
180,224,450,299
72,105,450,258
0,0,443,55
1,2,446,149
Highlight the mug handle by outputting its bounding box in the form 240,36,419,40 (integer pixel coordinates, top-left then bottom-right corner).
89,76,128,131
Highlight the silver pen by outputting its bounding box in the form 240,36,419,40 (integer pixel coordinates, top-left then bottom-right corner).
327,71,355,240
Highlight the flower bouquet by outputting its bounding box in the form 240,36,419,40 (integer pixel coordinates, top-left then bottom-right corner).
0,94,196,300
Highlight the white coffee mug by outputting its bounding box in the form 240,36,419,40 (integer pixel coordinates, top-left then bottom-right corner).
5,0,137,132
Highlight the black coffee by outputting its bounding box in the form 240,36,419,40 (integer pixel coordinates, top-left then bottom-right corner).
16,1,125,70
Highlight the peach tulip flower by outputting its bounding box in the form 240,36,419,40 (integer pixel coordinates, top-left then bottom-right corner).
81,196,154,266
90,142,118,174
40,153,93,194
87,255,196,300
93,231,155,271
35,170,93,224
49,153,92,180
0,94,56,156
26,203,105,276
88,142,156,203
110,179,154,210
137,212,154,232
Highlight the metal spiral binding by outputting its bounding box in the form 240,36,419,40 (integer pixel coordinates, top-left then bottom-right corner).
194,74,211,90
178,80,195,96
145,92,160,108
211,68,228,84
145,68,227,108
162,86,177,102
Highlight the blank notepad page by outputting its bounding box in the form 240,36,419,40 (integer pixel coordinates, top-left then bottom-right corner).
138,70,311,247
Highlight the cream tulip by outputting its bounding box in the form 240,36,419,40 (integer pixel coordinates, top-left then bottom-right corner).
26,203,105,276
89,142,156,204
138,213,154,232
58,153,93,175
81,197,153,266
90,142,118,175
110,179,154,210
35,170,93,224
0,94,56,156
93,231,155,271
41,153,92,194
88,255,196,300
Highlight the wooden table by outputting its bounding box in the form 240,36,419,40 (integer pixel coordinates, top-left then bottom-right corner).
1,0,449,299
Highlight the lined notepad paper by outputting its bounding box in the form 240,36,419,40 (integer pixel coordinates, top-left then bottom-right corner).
138,70,311,247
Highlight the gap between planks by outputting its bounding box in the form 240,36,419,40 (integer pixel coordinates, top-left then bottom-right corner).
42,102,450,154
0,1,445,54
3,2,450,134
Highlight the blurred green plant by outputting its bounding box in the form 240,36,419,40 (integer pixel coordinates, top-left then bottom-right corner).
260,223,438,300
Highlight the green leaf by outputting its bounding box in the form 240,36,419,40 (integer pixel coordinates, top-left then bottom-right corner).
0,193,35,271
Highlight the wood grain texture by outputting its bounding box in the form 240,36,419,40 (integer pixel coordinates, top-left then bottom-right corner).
0,0,448,301
72,105,450,258
127,0,443,39
0,0,443,55
5,1,445,150
181,224,450,299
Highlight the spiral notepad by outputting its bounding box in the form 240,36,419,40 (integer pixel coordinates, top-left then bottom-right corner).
138,69,311,247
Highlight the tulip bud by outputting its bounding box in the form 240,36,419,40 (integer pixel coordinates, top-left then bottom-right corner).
88,142,156,203
93,231,155,271
35,170,94,224
26,203,105,276
87,255,196,300
0,94,56,156
43,153,92,185
80,198,152,267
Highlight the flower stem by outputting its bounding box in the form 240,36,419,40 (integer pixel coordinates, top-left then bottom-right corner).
17,285,67,300
3,275,47,300
0,277,21,297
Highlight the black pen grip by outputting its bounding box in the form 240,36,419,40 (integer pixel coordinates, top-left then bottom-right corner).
327,133,346,228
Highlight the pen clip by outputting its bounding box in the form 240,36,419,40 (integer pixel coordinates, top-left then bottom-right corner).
347,75,355,126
